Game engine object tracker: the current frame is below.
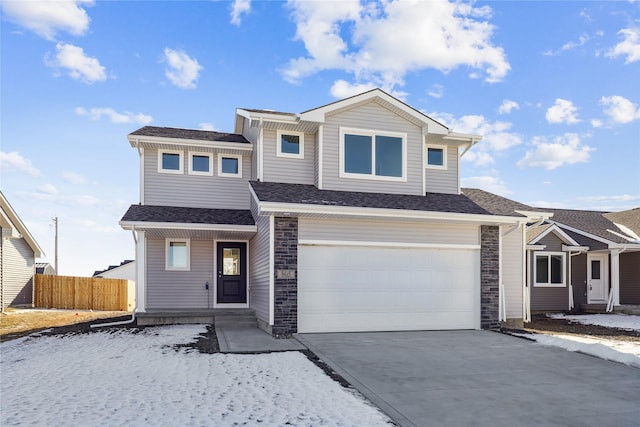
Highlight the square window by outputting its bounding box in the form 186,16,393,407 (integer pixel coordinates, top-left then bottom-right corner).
188,152,212,175
340,128,406,181
426,146,447,169
158,150,183,174
534,252,565,287
218,154,242,177
166,239,190,270
277,131,304,159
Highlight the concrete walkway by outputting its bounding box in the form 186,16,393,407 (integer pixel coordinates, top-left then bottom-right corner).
298,330,640,427
215,325,306,353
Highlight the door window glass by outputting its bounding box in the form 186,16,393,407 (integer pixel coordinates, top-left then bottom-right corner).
223,248,240,275
591,260,601,279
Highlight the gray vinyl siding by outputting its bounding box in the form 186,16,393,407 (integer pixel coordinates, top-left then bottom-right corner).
1,236,35,308
146,238,214,310
299,217,479,246
502,226,523,319
242,117,260,181
144,147,251,209
261,129,315,185
530,233,570,311
314,132,320,187
249,214,271,324
425,146,459,194
571,253,587,308
620,252,640,304
321,101,424,195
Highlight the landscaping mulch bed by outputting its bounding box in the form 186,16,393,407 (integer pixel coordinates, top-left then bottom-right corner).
523,314,640,343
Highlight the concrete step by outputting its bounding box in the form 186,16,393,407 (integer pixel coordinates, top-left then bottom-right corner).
214,309,257,328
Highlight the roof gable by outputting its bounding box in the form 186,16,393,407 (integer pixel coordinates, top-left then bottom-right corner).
0,191,44,257
528,223,580,246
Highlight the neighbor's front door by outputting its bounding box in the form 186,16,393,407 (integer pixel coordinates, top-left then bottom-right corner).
216,242,247,304
587,253,607,303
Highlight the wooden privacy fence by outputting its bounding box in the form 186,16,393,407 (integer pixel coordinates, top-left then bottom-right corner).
34,274,134,311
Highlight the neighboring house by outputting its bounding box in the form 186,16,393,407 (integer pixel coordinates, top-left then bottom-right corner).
1,192,45,310
120,89,540,335
36,262,56,275
93,260,136,281
464,189,640,318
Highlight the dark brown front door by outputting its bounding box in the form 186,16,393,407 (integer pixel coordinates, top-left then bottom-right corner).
217,242,247,304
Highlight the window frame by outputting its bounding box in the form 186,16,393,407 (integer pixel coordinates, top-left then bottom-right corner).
339,127,407,182
217,154,243,178
165,239,190,271
276,130,305,159
425,144,447,170
188,151,213,176
533,251,566,287
158,149,184,174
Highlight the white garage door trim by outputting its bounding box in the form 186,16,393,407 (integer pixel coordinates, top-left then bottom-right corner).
298,241,480,333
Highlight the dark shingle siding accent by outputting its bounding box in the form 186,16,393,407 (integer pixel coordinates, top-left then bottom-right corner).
121,205,255,226
129,126,249,143
251,181,493,215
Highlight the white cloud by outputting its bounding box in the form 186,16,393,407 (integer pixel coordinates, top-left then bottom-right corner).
561,34,589,51
577,194,640,203
546,98,580,124
606,27,640,64
0,151,41,177
427,84,444,99
199,123,218,131
518,133,594,170
283,0,510,93
39,183,58,195
330,80,378,98
461,175,511,196
590,118,603,128
46,43,107,84
600,95,640,124
230,0,251,26
163,48,203,89
462,151,494,166
1,0,93,40
75,107,152,125
498,99,519,115
62,171,85,185
431,113,522,151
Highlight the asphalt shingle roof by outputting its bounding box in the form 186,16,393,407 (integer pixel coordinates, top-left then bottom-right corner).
462,188,534,216
542,208,632,244
250,181,494,216
129,126,249,144
604,208,640,237
121,205,255,226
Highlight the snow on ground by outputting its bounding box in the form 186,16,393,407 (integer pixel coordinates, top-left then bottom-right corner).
1,325,392,427
548,313,640,331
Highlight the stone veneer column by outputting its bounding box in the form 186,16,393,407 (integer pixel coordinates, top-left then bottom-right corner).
272,216,298,337
480,225,500,329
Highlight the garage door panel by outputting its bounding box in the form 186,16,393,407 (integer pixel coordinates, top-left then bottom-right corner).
298,245,479,333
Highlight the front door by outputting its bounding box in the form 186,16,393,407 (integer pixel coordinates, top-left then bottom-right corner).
216,242,247,304
587,253,607,303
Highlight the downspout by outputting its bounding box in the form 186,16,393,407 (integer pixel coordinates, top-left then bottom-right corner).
91,227,138,328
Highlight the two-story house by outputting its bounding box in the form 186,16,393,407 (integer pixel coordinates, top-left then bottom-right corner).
120,89,532,335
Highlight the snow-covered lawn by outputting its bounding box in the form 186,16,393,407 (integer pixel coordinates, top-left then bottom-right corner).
523,314,640,369
1,325,392,427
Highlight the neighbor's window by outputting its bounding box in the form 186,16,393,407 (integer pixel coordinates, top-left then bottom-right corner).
166,239,190,271
158,149,183,174
534,252,565,287
426,145,447,169
188,152,213,176
340,128,406,181
277,130,304,159
218,154,242,177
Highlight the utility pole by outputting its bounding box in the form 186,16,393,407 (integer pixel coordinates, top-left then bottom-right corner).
53,216,58,274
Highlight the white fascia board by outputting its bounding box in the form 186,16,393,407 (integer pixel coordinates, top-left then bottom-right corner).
443,132,483,142
127,135,253,151
548,221,616,247
526,244,546,250
257,201,525,225
562,245,590,252
236,108,300,125
529,224,580,246
119,221,257,233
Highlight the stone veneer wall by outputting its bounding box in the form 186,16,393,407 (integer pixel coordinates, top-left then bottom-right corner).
480,225,500,329
272,216,298,336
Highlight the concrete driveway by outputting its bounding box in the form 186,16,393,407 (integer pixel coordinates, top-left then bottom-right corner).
297,330,640,427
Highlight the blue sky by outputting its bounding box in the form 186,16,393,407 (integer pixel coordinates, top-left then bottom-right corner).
1,0,639,276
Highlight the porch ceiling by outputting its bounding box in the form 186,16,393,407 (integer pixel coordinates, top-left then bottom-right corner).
138,228,256,240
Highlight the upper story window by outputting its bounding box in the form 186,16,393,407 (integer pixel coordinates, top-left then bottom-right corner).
166,239,190,271
426,145,447,170
277,130,305,159
534,252,565,287
218,154,242,178
158,149,183,174
188,152,213,176
339,127,407,182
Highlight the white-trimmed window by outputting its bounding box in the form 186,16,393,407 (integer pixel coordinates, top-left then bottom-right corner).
277,130,304,159
534,252,565,287
339,127,407,181
188,152,213,176
166,239,190,271
158,149,183,174
426,145,447,170
218,154,242,178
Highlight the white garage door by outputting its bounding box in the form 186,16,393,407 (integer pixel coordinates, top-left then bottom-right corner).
298,245,480,333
